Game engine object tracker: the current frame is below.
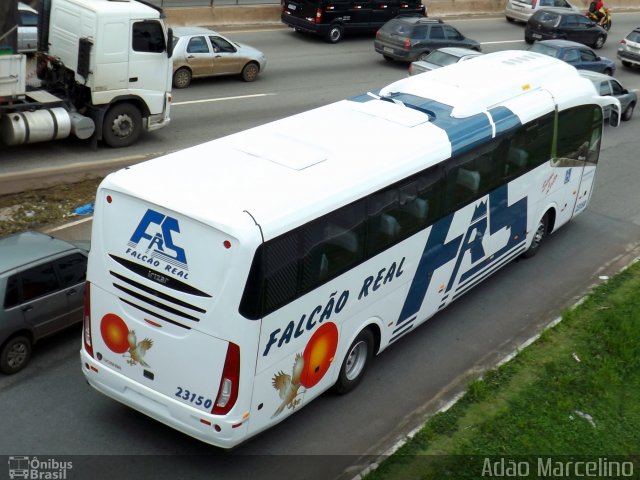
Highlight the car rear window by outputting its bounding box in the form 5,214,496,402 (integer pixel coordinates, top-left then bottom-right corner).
379,19,412,35
426,51,459,66
533,11,561,26
529,43,559,58
626,31,640,43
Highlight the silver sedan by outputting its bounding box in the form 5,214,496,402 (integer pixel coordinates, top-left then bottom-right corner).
171,27,267,88
579,70,637,122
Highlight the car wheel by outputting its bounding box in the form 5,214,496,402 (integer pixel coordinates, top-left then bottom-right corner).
241,62,260,82
622,103,635,122
102,103,142,148
593,35,606,49
621,60,632,68
603,67,613,76
333,328,374,395
325,24,344,44
173,67,192,89
506,16,514,22
524,35,534,45
523,213,548,259
0,336,32,374
383,55,394,62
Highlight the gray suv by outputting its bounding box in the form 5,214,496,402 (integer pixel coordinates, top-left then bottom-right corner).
374,17,481,63
1,231,88,374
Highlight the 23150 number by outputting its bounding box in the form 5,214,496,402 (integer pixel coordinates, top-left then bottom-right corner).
175,386,213,410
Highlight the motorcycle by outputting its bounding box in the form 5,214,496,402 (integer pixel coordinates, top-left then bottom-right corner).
586,6,612,31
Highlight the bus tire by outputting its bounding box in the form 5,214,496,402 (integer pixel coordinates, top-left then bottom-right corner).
523,213,548,259
103,103,142,148
0,335,32,374
333,328,374,395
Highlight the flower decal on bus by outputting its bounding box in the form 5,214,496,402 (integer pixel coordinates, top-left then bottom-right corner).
271,322,339,417
100,313,153,368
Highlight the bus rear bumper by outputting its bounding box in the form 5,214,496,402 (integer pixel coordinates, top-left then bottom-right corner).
80,349,246,449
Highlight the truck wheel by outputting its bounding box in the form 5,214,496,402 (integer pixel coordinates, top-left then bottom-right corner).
103,103,142,148
241,62,259,82
173,67,192,89
325,24,344,44
333,328,374,394
1,336,32,374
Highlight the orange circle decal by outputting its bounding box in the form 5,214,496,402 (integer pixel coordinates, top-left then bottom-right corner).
300,322,339,388
100,313,130,353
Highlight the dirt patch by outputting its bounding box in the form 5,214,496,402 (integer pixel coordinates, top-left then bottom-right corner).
0,177,103,236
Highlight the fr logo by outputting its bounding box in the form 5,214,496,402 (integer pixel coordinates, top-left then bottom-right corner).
129,209,188,270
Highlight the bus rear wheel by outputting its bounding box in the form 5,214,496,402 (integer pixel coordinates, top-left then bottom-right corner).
523,214,548,258
334,328,374,394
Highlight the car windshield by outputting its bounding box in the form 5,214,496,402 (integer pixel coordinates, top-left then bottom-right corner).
425,51,460,66
529,43,560,58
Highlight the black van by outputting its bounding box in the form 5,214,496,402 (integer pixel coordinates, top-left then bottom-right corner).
281,0,427,43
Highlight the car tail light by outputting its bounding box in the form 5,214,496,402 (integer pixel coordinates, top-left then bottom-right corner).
532,0,537,7
620,39,626,44
83,282,94,358
213,342,240,415
403,38,411,50
314,7,322,22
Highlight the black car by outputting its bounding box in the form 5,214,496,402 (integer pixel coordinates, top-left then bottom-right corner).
281,0,425,44
617,27,640,69
374,17,481,62
524,7,608,49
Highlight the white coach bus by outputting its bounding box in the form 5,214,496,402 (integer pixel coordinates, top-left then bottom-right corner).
81,51,620,449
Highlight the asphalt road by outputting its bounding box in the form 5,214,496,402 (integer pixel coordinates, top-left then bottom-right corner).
1,14,640,480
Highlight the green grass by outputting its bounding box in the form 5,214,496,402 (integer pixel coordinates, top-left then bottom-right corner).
366,261,640,480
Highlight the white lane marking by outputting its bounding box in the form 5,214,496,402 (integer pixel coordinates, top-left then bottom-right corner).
173,93,276,106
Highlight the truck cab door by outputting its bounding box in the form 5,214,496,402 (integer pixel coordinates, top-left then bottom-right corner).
128,20,172,107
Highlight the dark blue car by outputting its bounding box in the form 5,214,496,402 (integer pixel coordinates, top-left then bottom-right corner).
528,39,616,75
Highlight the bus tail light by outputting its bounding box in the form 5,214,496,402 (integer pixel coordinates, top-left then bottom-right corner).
83,282,94,358
213,342,240,415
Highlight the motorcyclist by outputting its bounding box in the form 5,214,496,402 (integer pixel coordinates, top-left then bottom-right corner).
588,0,607,25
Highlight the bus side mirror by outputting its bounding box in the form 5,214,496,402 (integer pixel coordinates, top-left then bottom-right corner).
167,28,174,58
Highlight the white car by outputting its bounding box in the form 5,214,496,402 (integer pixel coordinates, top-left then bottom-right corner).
171,27,266,88
504,0,579,23
17,2,38,53
409,47,483,76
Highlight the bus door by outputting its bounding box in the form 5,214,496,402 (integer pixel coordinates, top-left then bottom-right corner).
371,0,399,29
572,110,603,216
350,0,372,31
551,105,601,222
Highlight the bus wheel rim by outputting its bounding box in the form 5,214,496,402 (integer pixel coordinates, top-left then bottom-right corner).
345,340,367,381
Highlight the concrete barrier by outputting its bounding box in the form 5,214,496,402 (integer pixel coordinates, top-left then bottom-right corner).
164,0,639,28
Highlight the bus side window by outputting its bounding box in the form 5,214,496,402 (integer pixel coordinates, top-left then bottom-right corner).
366,189,399,255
